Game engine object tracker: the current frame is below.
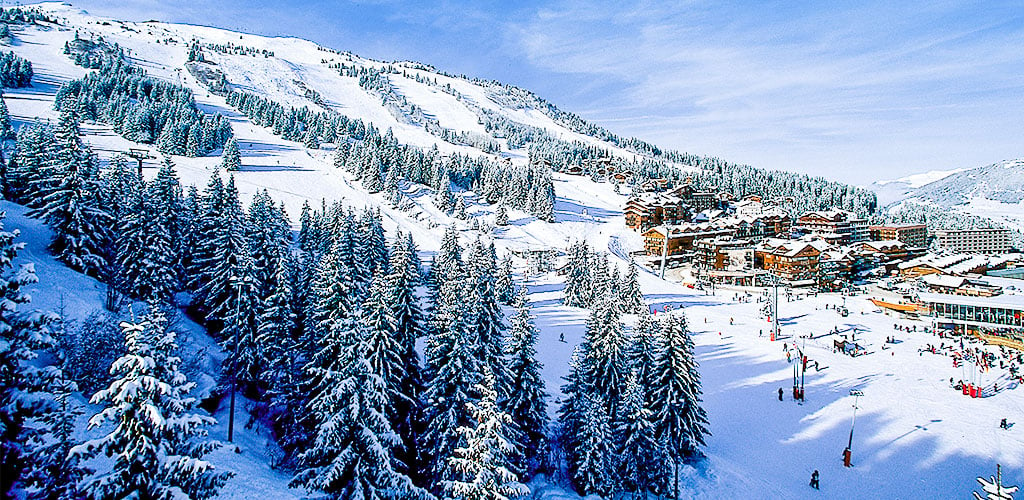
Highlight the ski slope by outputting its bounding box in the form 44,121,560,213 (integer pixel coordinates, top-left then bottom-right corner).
3,4,1023,499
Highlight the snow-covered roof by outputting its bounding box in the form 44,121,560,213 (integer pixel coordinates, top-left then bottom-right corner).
919,292,1024,310
920,274,968,289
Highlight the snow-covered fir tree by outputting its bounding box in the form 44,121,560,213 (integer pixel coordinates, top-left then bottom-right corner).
562,241,593,308
494,204,508,227
619,259,645,314
72,307,231,500
193,174,252,326
614,373,662,497
503,286,549,477
221,137,241,171
441,369,529,500
386,230,426,479
115,160,179,303
467,238,511,402
651,313,709,494
422,267,484,491
0,214,61,500
583,290,629,414
27,111,109,276
362,270,408,418
290,316,428,500
571,392,615,497
494,255,514,305
27,373,87,500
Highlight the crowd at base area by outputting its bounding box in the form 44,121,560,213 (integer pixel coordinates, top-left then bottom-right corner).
920,336,1024,389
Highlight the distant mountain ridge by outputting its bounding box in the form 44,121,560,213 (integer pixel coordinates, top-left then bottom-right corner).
876,158,1024,237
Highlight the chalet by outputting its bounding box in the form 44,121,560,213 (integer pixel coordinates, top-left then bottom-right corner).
565,165,584,175
611,170,634,183
625,194,686,230
667,183,717,212
754,238,832,283
643,224,734,256
695,238,753,271
920,274,1003,297
640,178,671,192
899,253,1018,278
859,240,910,260
794,210,869,244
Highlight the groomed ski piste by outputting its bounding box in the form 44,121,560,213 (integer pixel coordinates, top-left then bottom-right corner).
3,4,1022,498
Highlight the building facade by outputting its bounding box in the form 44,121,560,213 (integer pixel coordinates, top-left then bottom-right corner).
869,224,928,248
921,292,1024,348
794,210,869,244
932,228,1012,254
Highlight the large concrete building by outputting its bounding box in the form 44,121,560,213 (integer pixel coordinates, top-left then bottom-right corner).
933,228,1012,254
869,224,928,248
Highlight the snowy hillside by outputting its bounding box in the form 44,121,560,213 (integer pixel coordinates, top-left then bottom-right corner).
1,3,1022,500
870,168,964,206
877,159,1024,234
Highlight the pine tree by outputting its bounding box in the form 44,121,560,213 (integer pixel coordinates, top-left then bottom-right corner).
422,271,483,490
27,374,87,500
614,373,661,497
9,123,52,205
494,204,508,226
619,259,645,314
0,92,13,141
290,317,428,500
630,313,659,391
562,241,592,308
362,271,407,416
247,189,291,297
28,111,109,275
651,313,709,495
494,256,514,305
194,174,251,326
442,369,529,500
72,307,232,500
572,392,614,497
221,137,241,170
0,214,60,500
386,230,426,479
467,238,511,402
583,290,628,414
504,287,548,477
302,126,319,150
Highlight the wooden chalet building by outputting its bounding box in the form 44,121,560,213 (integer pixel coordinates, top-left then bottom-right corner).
794,210,869,244
643,225,734,256
626,194,686,230
754,238,833,284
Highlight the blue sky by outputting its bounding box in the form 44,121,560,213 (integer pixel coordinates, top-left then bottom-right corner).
72,1,1024,184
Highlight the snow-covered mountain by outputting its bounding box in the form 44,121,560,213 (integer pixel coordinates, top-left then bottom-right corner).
4,4,1024,500
870,168,964,206
875,159,1024,233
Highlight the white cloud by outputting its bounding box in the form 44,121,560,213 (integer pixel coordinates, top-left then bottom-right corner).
508,1,1024,183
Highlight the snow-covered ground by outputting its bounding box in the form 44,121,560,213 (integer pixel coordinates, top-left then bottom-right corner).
4,4,1023,499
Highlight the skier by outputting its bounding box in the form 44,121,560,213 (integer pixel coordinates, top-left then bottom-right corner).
1000,418,1008,429
559,332,565,343
809,470,819,490
778,387,784,401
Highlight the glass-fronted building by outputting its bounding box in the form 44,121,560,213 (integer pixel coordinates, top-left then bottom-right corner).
920,292,1024,347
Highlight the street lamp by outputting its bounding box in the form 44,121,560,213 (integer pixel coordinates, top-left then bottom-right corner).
845,389,864,467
